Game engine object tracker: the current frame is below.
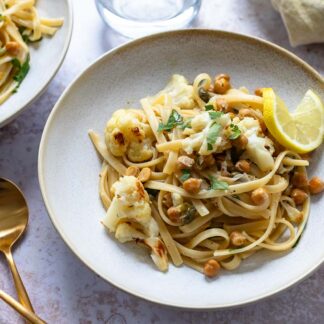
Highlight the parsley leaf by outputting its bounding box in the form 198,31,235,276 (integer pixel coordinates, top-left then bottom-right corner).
158,109,183,132
13,55,30,87
205,104,214,111
228,124,241,140
11,58,21,69
207,123,222,150
12,55,30,90
179,169,191,182
209,176,229,190
209,111,223,120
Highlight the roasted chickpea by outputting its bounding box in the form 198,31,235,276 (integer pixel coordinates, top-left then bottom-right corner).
167,206,181,223
214,74,231,94
254,88,263,97
183,178,202,194
235,160,250,173
5,41,20,56
309,177,324,194
291,188,308,205
292,172,308,188
232,134,248,150
251,188,269,205
230,231,247,246
203,259,220,278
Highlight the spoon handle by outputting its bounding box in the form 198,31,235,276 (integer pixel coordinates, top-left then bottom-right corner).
4,249,34,312
0,290,46,324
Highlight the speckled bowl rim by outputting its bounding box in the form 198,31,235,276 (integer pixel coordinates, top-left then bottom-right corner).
38,29,324,310
0,0,73,128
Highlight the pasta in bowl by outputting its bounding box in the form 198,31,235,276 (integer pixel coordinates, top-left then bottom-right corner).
89,72,324,278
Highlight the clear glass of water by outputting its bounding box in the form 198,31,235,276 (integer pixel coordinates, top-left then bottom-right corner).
95,0,202,38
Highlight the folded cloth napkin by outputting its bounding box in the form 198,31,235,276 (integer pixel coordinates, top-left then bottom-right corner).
272,0,324,46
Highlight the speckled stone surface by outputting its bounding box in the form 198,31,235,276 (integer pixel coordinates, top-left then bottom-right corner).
0,0,323,323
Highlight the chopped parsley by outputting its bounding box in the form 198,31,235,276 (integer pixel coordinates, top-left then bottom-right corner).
209,176,229,190
158,109,183,132
228,124,241,140
209,111,223,120
205,104,214,111
12,55,30,90
179,169,191,182
207,123,222,150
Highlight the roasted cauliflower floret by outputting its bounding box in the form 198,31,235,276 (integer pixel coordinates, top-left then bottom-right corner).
105,109,155,162
238,117,275,172
102,176,168,271
150,74,196,109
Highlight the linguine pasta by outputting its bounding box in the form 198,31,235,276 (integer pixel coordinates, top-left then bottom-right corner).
0,0,63,104
89,73,322,277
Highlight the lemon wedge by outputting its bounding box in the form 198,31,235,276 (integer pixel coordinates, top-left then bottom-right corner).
263,88,324,153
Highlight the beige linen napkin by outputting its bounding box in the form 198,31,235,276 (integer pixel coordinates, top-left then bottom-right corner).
272,0,324,46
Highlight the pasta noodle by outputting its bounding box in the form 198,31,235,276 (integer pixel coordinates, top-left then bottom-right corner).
0,0,63,104
89,72,323,278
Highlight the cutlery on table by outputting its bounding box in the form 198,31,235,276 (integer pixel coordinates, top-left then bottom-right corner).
0,178,36,315
0,289,45,324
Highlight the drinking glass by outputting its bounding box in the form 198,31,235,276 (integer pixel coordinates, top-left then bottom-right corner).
95,0,202,38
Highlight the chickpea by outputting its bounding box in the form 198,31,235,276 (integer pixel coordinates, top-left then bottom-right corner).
292,172,308,189
177,156,195,170
167,206,181,223
183,178,202,194
232,134,248,150
214,74,231,94
203,259,220,278
309,176,324,194
230,231,247,246
254,88,263,97
126,166,140,177
291,189,308,205
235,160,250,173
5,41,20,56
138,167,151,182
251,188,269,205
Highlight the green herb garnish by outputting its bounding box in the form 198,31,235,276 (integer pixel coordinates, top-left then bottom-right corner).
209,176,229,190
228,124,241,140
12,55,30,88
179,169,191,182
209,111,223,120
205,104,214,111
158,109,183,132
206,123,222,150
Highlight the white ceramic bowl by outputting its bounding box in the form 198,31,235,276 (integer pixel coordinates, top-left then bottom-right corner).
0,0,73,127
39,30,324,309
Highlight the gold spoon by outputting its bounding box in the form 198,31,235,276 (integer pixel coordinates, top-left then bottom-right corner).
0,178,34,312
0,289,45,324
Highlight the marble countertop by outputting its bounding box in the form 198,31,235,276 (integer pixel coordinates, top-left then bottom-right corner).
0,0,324,323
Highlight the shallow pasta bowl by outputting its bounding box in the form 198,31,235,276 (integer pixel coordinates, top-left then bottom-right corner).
0,0,73,128
38,29,324,309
